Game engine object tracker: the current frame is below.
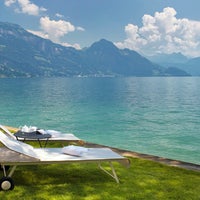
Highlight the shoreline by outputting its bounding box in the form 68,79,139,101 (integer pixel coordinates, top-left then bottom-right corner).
85,142,200,172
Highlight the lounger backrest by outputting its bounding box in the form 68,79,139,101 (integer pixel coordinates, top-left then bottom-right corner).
0,131,39,159
0,125,16,140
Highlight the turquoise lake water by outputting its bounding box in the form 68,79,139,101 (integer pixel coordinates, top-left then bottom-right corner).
0,77,199,164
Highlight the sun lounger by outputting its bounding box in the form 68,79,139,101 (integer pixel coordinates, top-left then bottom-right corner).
0,131,130,190
0,125,16,140
0,125,82,145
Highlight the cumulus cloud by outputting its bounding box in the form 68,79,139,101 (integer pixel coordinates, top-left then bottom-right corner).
27,29,49,39
4,0,46,16
39,16,75,43
28,17,82,49
5,0,84,49
61,42,81,50
115,7,200,57
76,26,85,31
4,0,16,6
55,13,64,18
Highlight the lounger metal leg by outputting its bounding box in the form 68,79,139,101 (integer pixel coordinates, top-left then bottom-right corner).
98,162,119,183
38,138,49,147
43,138,49,147
8,166,17,177
38,139,42,147
1,165,17,177
0,165,16,191
2,165,7,177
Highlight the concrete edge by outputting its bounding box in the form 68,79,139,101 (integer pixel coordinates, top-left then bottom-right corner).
85,142,200,172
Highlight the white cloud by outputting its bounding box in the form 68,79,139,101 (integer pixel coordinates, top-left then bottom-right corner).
76,26,85,31
19,0,40,15
28,17,82,49
5,0,83,49
4,0,46,16
4,0,16,6
39,16,75,43
27,30,49,39
115,7,200,57
61,42,81,50
55,13,64,18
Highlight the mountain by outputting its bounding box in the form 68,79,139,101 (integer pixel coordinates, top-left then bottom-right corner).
147,53,189,66
148,53,200,76
0,22,189,77
83,39,163,76
0,22,83,77
182,57,200,76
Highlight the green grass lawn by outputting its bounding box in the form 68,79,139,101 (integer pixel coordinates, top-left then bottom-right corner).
0,156,200,200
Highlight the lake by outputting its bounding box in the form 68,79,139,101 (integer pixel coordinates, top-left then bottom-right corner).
0,77,199,164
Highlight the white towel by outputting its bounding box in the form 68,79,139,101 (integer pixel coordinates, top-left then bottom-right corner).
20,125,38,133
62,145,88,156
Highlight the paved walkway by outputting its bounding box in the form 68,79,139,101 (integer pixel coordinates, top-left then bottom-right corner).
85,142,200,172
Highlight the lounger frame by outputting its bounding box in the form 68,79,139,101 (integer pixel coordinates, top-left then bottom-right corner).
0,131,130,190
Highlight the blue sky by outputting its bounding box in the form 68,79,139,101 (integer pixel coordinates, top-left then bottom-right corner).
1,0,200,57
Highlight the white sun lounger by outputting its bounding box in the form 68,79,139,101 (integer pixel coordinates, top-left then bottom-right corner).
0,125,81,144
0,131,130,190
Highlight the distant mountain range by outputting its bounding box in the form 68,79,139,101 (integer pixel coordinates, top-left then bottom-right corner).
148,53,200,76
0,21,191,77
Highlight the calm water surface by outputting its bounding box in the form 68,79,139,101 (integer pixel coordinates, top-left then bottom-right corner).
0,77,199,164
